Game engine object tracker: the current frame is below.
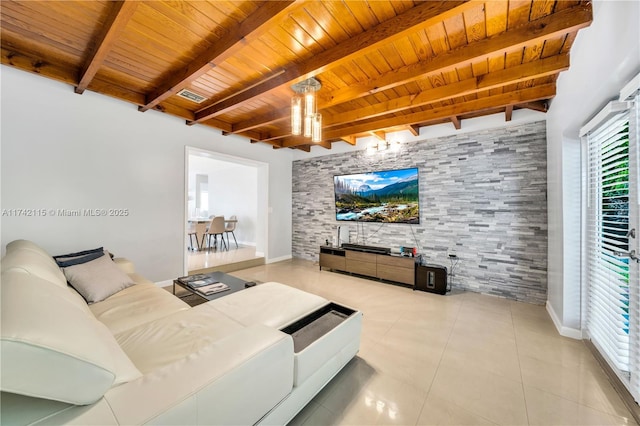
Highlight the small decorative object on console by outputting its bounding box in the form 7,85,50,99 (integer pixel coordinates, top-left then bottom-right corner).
400,246,416,257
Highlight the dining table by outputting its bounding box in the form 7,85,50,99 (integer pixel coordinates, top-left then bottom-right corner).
188,217,237,251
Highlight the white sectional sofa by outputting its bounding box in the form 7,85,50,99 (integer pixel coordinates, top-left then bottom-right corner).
0,240,362,425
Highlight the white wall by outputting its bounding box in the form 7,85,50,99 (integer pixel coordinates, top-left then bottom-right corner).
0,66,293,282
188,155,258,245
546,0,640,336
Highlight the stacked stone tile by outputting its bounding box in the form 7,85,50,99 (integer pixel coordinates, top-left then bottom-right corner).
292,121,547,304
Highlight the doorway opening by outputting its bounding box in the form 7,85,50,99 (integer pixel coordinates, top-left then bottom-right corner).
184,147,267,275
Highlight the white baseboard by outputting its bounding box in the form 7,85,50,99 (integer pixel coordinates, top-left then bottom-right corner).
267,254,292,264
155,279,173,288
232,240,255,247
546,301,583,340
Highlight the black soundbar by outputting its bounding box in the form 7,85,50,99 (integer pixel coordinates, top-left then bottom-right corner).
340,243,391,255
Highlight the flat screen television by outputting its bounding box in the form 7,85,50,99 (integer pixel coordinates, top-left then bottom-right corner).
334,167,419,224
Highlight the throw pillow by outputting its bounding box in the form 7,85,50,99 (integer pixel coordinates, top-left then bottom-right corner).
62,255,135,304
53,247,105,267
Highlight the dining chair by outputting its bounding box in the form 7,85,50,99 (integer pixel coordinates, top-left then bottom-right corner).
225,215,238,249
187,222,199,251
203,216,227,251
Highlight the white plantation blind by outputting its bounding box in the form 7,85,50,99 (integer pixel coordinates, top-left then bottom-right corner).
586,108,631,374
628,93,640,403
584,96,639,401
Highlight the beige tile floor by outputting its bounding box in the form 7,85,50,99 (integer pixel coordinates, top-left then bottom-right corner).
229,258,637,426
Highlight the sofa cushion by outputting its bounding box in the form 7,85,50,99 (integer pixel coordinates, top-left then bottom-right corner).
5,239,56,259
104,324,294,426
0,271,141,405
53,247,105,267
113,257,136,275
90,321,143,388
90,283,189,335
1,242,67,288
0,392,118,426
62,255,135,304
114,303,245,374
1,241,117,313
208,282,329,328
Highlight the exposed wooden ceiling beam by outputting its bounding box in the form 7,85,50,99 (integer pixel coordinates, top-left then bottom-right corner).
223,129,263,141
0,0,592,154
321,84,557,140
1,20,79,66
235,6,582,136
505,105,514,121
254,54,569,141
371,131,386,142
518,101,549,112
275,135,320,148
323,55,569,128
340,136,357,145
278,134,346,148
2,46,210,129
2,47,77,86
277,138,313,148
231,109,287,133
316,140,332,150
82,75,234,134
8,57,164,115
271,140,284,149
75,0,138,94
191,0,471,124
406,125,420,137
319,2,591,108
139,1,297,112
255,138,281,148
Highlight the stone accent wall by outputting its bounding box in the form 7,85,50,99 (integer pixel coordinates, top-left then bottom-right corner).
292,121,548,304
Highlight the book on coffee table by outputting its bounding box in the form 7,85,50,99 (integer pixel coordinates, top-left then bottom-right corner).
196,282,230,296
177,274,218,288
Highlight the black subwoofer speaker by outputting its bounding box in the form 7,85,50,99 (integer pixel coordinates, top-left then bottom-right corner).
414,264,448,295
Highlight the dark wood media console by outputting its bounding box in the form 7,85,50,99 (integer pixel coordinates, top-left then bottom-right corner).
319,245,415,286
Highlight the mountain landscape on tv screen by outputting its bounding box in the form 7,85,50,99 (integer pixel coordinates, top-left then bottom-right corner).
334,169,419,224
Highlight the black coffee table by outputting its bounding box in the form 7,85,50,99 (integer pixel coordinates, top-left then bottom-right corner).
173,271,254,302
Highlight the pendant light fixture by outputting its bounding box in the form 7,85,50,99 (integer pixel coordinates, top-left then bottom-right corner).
291,96,302,136
291,77,322,142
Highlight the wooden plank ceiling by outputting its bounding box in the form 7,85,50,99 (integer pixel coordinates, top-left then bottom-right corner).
1,0,592,152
